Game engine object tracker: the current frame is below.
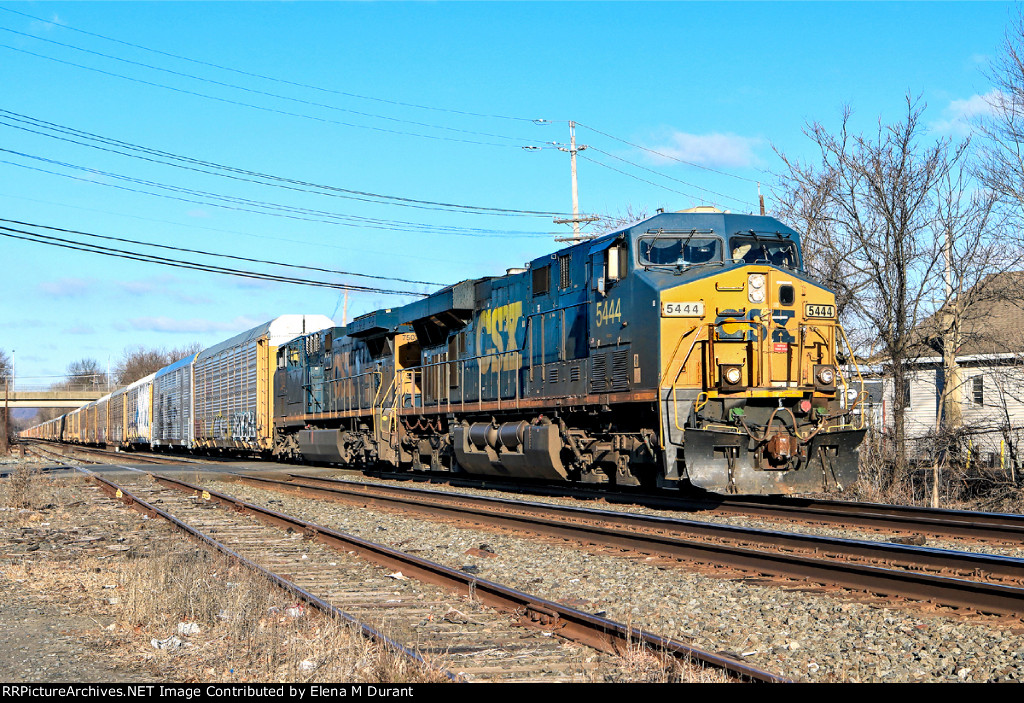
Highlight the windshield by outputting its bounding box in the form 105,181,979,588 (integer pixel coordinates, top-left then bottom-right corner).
729,236,800,269
638,236,721,267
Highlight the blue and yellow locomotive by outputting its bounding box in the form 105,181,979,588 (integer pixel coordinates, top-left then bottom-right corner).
274,208,865,494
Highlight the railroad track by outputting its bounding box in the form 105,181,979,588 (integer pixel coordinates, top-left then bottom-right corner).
21,452,785,683
27,443,1024,618
225,472,1024,620
370,469,1024,544
33,440,1024,545
21,439,238,467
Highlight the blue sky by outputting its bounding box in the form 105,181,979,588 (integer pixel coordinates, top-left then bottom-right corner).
0,1,1016,385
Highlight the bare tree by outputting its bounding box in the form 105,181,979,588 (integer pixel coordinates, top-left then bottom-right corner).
775,97,969,484
64,358,108,390
115,347,171,385
167,343,203,364
114,343,203,385
975,14,1024,234
593,205,650,234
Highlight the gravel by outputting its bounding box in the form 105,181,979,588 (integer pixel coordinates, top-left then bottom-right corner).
206,475,1024,683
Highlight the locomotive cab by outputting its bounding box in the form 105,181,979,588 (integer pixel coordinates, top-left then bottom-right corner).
633,211,864,494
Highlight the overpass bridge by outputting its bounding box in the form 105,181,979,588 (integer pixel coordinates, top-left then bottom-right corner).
4,387,108,409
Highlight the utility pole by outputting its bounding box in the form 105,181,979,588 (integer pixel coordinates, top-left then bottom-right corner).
934,223,961,508
554,121,598,243
2,374,8,455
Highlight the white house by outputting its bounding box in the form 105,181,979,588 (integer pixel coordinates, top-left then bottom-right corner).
877,272,1024,467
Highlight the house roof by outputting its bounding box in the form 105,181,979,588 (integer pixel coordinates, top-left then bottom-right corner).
916,271,1024,357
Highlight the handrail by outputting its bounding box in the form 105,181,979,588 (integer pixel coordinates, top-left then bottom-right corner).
835,322,867,431
659,317,864,435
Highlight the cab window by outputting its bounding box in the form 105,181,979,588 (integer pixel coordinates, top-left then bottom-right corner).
639,236,721,267
730,237,800,268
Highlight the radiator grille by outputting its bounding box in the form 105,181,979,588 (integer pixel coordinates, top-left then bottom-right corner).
611,350,630,391
591,353,607,391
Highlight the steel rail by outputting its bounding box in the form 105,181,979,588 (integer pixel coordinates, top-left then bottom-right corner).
60,462,456,681
233,473,1024,618
26,438,233,466
371,469,1024,543
145,473,787,683
712,494,1024,542
31,438,1024,541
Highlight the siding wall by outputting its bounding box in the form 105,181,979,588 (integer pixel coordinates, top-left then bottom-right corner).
881,360,1024,458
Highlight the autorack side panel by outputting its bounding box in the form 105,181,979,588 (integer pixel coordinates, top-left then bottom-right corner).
125,373,157,446
108,388,126,448
153,353,198,447
66,406,79,443
195,315,333,451
95,393,112,445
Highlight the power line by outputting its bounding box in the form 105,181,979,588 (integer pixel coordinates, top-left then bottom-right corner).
585,146,757,210
0,221,429,296
0,217,447,287
0,189,476,265
0,25,553,147
0,149,553,238
0,109,566,218
0,42,547,151
578,152,718,205
0,6,551,124
575,121,762,184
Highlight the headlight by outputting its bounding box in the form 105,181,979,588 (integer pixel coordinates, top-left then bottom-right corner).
719,363,744,390
748,274,766,303
817,367,835,385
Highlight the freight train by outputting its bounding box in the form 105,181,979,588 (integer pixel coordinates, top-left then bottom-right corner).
22,209,865,494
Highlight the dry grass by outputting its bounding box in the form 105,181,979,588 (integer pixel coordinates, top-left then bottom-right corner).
109,541,449,683
606,640,734,683
0,470,739,683
3,464,41,510
0,469,446,683
0,464,85,518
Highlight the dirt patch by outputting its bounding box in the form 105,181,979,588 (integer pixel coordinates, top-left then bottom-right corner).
0,469,442,683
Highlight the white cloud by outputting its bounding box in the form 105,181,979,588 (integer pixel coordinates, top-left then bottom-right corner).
30,14,64,33
123,315,265,334
931,90,1002,136
640,130,763,169
37,277,96,298
116,276,211,305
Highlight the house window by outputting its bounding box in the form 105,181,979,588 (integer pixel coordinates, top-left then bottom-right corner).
973,376,984,406
903,383,911,410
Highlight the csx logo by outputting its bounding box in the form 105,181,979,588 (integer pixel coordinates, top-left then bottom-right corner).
477,301,523,372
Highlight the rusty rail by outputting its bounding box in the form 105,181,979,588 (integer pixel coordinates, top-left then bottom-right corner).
148,473,787,682
70,464,455,680
234,473,1024,619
